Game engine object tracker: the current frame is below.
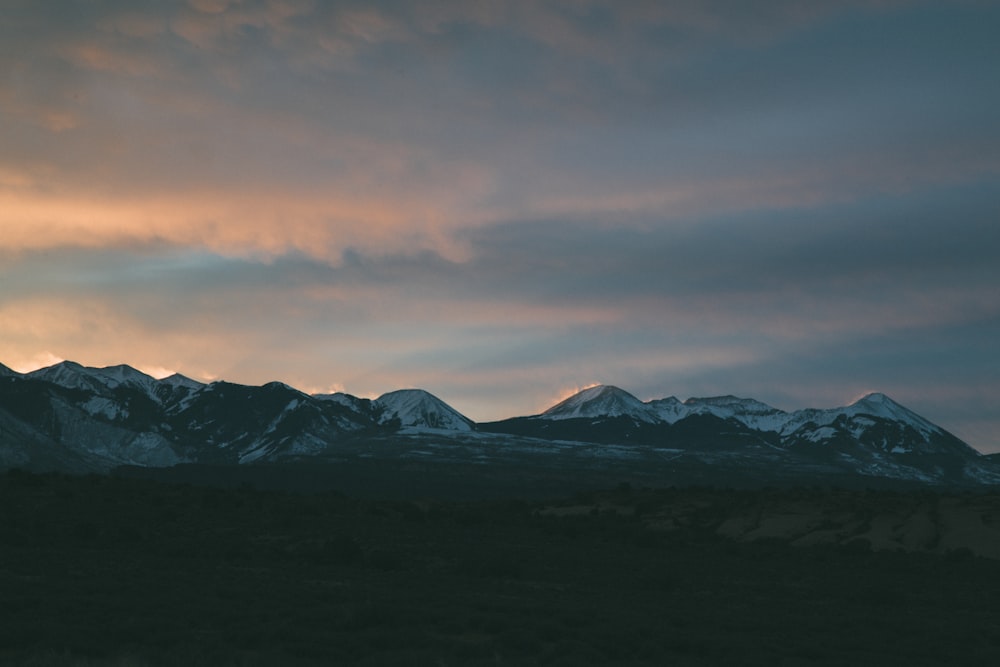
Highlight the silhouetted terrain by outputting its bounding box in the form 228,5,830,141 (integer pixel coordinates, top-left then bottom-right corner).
3,470,1000,666
5,363,998,489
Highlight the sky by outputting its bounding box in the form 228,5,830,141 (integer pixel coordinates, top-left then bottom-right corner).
1,0,999,452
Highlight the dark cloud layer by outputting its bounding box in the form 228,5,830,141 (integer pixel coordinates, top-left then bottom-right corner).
1,1,999,451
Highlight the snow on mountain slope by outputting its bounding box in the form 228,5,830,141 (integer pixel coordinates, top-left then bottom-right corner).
752,393,983,460
4,359,990,484
774,393,947,439
313,391,369,410
542,387,946,438
645,396,688,424
535,386,974,459
28,361,110,392
91,364,157,388
160,373,204,391
27,361,164,401
680,396,790,432
309,392,380,430
549,389,787,430
842,393,942,437
645,393,951,441
375,389,474,431
541,385,661,422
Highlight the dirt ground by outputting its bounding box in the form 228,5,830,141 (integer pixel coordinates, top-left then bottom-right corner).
701,492,1000,558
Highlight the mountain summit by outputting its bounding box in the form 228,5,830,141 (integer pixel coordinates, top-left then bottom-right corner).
542,385,660,422
375,389,474,431
843,392,942,437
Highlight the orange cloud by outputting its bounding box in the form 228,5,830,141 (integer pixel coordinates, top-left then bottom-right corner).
0,166,35,189
0,184,486,262
0,295,264,385
7,351,65,375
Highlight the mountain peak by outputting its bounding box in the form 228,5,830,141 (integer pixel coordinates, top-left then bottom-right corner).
852,392,898,408
31,360,79,373
375,389,474,431
95,364,156,385
263,381,304,394
553,384,631,402
160,373,204,390
27,360,95,388
847,392,906,413
844,392,941,436
25,361,170,404
542,385,660,422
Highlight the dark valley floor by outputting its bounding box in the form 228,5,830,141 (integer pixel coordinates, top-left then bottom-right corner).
3,470,1000,666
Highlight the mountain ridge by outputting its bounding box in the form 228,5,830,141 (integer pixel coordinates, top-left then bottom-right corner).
0,362,995,487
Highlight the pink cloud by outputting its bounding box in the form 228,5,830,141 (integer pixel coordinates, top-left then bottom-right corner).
0,173,496,262
187,0,235,15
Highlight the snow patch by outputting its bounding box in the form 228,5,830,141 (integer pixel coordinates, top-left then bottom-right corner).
81,396,128,421
804,426,839,443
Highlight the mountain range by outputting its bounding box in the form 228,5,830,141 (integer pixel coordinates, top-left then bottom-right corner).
1,361,997,489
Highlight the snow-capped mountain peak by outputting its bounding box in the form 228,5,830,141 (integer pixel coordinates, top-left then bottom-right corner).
542,385,661,423
27,361,159,393
375,389,474,431
844,392,942,437
27,360,86,386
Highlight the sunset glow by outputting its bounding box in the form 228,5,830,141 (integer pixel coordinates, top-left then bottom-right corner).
1,0,998,451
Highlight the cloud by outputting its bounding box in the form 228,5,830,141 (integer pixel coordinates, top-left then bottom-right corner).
1,0,998,452
7,351,64,375
188,0,236,15
0,152,498,260
3,0,997,267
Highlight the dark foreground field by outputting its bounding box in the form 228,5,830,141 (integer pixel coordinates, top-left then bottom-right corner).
2,470,1000,666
